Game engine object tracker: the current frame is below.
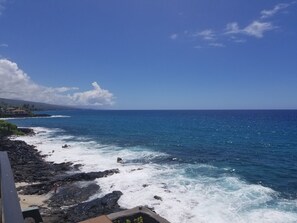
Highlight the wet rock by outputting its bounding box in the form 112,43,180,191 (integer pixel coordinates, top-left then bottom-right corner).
48,183,100,207
18,182,52,195
64,191,123,222
117,157,123,163
52,162,73,172
0,137,123,222
154,195,162,201
54,169,119,182
19,170,119,195
130,168,143,172
73,164,83,170
0,138,73,183
17,128,35,135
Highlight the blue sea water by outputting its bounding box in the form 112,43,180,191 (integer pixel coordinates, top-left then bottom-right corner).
8,110,297,222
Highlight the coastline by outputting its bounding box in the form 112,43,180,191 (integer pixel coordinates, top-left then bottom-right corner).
0,129,124,222
2,115,297,223
0,113,51,119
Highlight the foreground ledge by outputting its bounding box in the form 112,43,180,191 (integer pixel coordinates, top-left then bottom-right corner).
80,206,171,223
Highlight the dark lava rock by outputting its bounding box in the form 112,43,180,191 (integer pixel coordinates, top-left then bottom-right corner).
0,138,73,182
73,164,83,170
54,169,119,182
18,182,50,195
48,183,100,207
154,195,162,201
0,137,123,223
19,169,119,195
18,127,35,135
63,191,123,222
41,191,124,223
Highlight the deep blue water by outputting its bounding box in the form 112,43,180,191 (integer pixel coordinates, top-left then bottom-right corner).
10,110,297,199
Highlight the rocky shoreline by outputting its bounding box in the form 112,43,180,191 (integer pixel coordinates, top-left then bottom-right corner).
0,130,124,223
0,113,51,119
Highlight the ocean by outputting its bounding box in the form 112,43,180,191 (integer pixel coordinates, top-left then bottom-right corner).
9,110,297,223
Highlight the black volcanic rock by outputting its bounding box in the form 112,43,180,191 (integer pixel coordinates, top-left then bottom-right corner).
0,138,73,182
63,191,123,222
0,113,51,118
154,195,162,201
0,136,123,223
48,183,100,207
19,170,119,195
54,169,119,182
17,127,35,135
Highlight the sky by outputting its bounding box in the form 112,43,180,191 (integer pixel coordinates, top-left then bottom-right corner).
0,0,296,109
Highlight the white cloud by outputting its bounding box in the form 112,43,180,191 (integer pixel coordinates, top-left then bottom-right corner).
243,21,275,38
173,2,294,48
54,86,79,93
0,43,8,47
225,21,275,38
260,3,290,19
209,42,225,48
170,33,178,40
0,59,114,107
225,22,240,34
72,82,114,106
193,29,215,41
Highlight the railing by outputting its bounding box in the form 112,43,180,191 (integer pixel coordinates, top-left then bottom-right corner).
0,151,24,223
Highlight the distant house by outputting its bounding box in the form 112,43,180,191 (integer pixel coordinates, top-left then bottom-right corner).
7,107,15,114
0,106,32,117
12,109,29,115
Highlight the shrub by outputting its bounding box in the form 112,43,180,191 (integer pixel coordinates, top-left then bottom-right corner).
0,120,24,137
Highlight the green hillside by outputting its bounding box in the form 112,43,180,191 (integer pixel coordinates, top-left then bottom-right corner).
0,98,73,111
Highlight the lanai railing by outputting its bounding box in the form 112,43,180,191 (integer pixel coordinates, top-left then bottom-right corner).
0,151,24,223
0,151,43,223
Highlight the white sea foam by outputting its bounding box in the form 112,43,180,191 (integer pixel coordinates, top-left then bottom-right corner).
15,127,297,223
49,115,71,118
0,115,70,120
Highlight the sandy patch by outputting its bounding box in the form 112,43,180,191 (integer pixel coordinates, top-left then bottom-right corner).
19,194,49,209
16,182,50,210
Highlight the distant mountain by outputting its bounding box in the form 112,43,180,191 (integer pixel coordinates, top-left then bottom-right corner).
0,98,74,110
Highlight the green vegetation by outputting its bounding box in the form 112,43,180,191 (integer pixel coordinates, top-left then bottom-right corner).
0,97,71,110
0,120,24,137
0,99,51,119
113,216,144,223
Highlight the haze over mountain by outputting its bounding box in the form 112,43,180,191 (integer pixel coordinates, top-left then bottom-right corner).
0,97,73,110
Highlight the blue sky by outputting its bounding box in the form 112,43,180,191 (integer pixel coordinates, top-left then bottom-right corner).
0,0,296,109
